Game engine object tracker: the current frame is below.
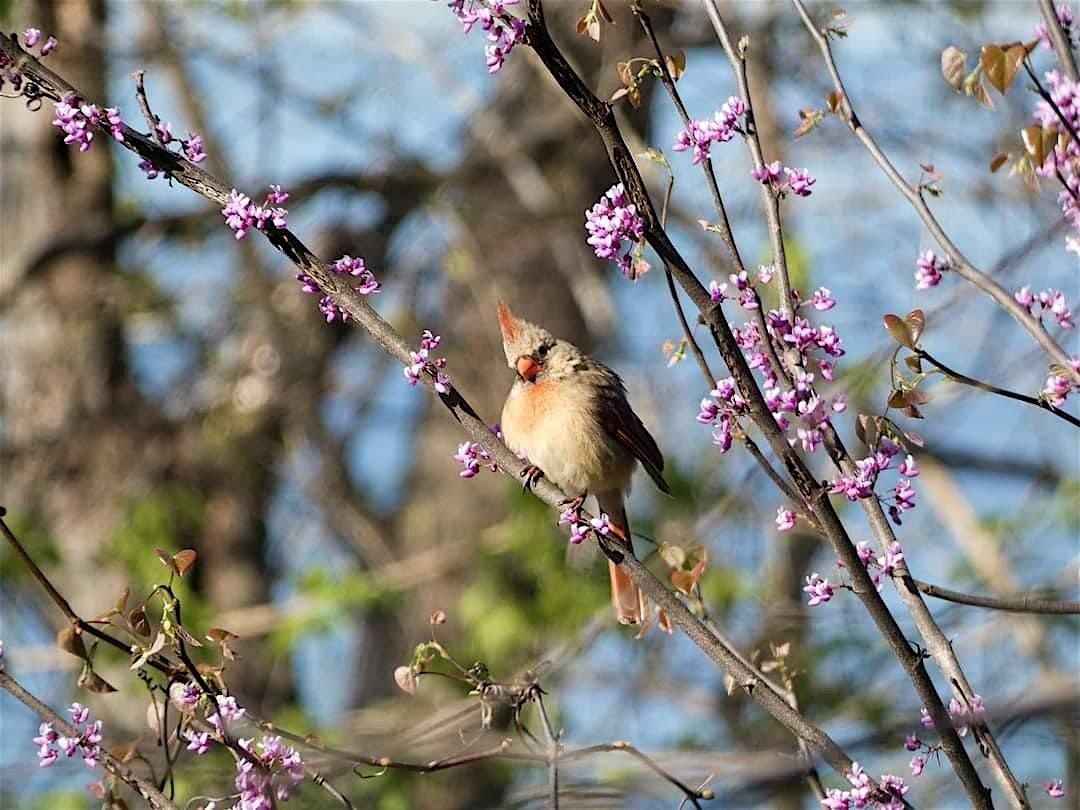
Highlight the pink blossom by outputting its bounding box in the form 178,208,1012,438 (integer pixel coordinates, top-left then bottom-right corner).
775,506,796,532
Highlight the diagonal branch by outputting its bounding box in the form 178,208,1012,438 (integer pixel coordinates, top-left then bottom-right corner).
0,669,180,810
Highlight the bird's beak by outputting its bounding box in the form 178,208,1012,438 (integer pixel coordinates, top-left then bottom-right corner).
517,356,540,382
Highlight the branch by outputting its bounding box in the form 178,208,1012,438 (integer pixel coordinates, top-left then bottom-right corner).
912,579,1080,615
698,0,796,321
789,0,1078,385
0,669,180,810
1038,0,1079,82
916,347,1080,428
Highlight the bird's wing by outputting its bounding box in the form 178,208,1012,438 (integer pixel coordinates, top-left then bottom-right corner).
598,387,671,495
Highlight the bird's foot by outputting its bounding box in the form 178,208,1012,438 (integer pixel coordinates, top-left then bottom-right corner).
519,464,545,492
557,495,586,514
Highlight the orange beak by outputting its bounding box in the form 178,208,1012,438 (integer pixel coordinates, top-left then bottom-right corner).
517,356,541,382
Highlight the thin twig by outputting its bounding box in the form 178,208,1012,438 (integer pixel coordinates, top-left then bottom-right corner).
790,0,1076,385
917,348,1080,428
133,69,168,148
0,669,180,810
698,0,796,322
533,688,560,810
631,3,747,279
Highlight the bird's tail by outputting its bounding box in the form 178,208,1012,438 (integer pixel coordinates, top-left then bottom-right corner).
595,490,646,625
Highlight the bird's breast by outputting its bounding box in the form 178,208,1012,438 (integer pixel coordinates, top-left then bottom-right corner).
501,378,634,496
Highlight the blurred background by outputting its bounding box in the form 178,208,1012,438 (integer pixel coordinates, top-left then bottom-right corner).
0,0,1077,808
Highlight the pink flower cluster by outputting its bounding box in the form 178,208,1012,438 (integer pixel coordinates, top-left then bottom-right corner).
1032,70,1080,254
1014,285,1074,329
453,440,496,478
34,703,103,769
752,161,816,198
445,0,526,74
296,254,381,323
136,120,208,179
558,503,612,545
21,27,58,55
775,506,797,532
222,185,289,240
906,695,988,780
914,249,950,290
696,376,749,453
184,693,305,808
232,735,306,808
697,273,847,458
672,96,746,164
829,439,919,526
585,183,647,278
806,538,908,608
821,762,908,810
1035,4,1075,51
404,330,451,393
1043,357,1080,407
51,95,124,153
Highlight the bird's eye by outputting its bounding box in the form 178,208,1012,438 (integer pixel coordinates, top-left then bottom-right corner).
537,344,549,358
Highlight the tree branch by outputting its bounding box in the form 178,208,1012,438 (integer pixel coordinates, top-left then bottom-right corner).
916,347,1080,428
1038,0,1079,82
912,579,1080,615
0,669,180,810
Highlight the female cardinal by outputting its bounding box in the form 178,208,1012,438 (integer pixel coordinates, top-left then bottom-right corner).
497,301,671,624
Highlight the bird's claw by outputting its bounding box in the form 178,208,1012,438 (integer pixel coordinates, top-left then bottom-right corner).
520,464,544,492
557,495,586,513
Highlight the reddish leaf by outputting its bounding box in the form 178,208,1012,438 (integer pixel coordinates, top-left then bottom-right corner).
575,15,589,35
907,389,932,405
172,549,197,577
155,548,178,575
57,626,88,661
206,627,239,642
905,355,924,373
906,309,925,344
888,390,910,409
826,90,843,112
78,664,118,694
883,314,914,348
665,51,686,81
980,43,1024,95
989,152,1009,173
129,606,151,638
596,0,614,23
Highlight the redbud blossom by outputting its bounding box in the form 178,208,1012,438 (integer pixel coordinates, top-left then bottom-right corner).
803,572,833,606
585,183,646,278
775,506,796,532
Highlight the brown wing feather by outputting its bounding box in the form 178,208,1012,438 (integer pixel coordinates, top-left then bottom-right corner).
597,379,671,494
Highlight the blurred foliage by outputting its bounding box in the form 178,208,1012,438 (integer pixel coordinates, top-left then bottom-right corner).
0,512,58,581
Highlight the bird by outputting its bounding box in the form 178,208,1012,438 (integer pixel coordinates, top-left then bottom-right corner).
496,300,671,625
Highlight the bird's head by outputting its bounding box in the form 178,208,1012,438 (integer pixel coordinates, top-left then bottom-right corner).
496,300,569,383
